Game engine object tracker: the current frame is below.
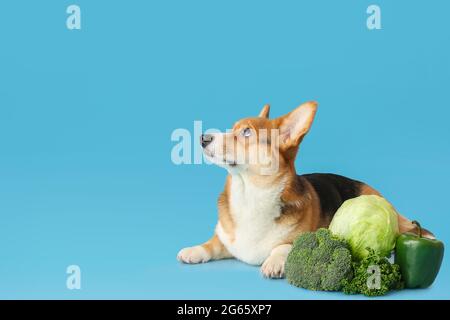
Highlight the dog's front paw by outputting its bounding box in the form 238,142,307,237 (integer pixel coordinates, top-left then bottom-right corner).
260,255,286,279
177,246,211,264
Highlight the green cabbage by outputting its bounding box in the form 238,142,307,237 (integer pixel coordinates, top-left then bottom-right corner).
329,195,399,260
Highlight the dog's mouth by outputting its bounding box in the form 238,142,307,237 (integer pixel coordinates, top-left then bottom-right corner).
225,159,237,167
204,150,237,167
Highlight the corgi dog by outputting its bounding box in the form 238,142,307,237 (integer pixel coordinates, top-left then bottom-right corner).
177,101,430,278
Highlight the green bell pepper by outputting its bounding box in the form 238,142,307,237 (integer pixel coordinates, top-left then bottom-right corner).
395,221,444,289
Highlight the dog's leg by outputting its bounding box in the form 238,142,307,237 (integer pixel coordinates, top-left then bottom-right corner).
177,234,232,264
261,244,292,279
398,213,435,239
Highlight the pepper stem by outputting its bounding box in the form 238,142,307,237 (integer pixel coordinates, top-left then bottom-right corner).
412,220,422,238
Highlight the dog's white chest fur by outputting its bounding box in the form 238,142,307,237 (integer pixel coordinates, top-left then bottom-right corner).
216,175,293,265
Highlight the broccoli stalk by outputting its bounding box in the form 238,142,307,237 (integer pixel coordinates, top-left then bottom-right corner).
285,228,353,291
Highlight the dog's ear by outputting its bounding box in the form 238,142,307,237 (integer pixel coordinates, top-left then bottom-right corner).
258,104,270,118
278,101,317,147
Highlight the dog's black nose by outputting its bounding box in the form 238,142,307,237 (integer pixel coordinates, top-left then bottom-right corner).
200,134,214,148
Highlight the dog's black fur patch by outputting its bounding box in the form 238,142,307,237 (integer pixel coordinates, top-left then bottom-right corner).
302,173,363,224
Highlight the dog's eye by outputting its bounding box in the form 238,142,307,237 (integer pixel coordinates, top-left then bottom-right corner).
241,128,252,137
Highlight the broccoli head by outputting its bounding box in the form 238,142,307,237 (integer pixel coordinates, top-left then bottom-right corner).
285,228,353,291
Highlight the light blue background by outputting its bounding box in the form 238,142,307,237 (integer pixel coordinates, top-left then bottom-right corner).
0,0,449,299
